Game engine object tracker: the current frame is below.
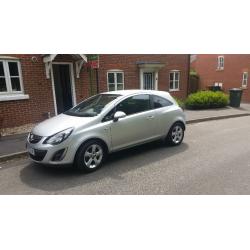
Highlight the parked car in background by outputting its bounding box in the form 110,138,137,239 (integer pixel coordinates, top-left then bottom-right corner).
26,90,186,172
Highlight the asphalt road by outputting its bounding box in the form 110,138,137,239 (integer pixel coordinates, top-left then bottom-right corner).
1,116,250,194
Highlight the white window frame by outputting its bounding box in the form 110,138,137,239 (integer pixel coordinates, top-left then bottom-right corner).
242,72,248,88
0,60,24,95
169,70,180,91
217,56,224,70
107,70,124,91
214,82,223,87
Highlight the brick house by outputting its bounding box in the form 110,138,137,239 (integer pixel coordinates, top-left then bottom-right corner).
191,54,250,102
0,54,189,129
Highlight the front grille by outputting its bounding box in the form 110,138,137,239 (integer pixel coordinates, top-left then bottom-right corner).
29,133,43,144
29,149,47,161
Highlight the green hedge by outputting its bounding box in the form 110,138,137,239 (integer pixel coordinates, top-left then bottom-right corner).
185,91,229,109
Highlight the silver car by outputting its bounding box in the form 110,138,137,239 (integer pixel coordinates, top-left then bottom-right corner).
26,90,186,172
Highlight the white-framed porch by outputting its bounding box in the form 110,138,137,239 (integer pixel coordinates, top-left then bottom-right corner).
50,62,77,116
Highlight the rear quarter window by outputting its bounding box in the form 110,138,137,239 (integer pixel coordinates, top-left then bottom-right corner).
152,95,173,109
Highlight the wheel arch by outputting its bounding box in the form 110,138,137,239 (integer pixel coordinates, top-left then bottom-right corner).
173,120,186,131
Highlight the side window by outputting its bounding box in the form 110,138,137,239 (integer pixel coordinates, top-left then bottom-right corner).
116,94,151,116
152,95,173,109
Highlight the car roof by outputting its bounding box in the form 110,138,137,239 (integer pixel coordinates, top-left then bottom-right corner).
102,89,170,97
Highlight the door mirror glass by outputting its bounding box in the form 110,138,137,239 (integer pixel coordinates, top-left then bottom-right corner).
113,111,126,122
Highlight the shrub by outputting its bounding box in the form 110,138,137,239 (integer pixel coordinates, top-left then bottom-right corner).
185,91,229,109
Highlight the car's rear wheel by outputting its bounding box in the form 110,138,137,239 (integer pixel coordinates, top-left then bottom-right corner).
165,122,184,146
74,140,106,172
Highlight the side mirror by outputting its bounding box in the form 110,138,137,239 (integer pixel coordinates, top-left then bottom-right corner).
113,111,126,122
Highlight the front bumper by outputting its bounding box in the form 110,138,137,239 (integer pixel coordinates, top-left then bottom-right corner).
26,137,75,165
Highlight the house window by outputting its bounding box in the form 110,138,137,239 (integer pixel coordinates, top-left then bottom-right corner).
169,71,180,91
107,71,124,91
242,72,248,88
214,82,223,87
0,60,23,94
217,56,224,70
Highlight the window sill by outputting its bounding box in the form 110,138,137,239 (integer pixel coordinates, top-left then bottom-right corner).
216,68,224,71
0,94,29,102
169,89,180,92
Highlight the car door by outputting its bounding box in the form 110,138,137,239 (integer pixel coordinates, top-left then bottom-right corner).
151,94,176,136
110,94,158,151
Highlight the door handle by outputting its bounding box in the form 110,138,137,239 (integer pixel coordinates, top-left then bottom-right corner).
147,115,154,119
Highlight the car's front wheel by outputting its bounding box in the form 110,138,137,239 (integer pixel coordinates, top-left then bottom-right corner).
74,140,106,172
165,122,185,146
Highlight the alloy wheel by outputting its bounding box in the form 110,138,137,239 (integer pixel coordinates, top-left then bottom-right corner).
84,144,103,169
171,125,183,144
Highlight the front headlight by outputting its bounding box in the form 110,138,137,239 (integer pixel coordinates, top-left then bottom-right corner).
43,127,74,145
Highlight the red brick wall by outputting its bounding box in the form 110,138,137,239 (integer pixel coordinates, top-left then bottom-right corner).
0,55,55,128
191,54,250,102
0,54,189,128
99,54,189,100
0,54,90,128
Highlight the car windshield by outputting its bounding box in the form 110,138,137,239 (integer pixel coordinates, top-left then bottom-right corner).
64,94,120,117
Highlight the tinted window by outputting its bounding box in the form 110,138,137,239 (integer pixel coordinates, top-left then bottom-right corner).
116,94,151,116
152,95,173,109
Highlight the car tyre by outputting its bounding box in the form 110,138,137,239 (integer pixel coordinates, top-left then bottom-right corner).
74,139,106,172
165,122,185,146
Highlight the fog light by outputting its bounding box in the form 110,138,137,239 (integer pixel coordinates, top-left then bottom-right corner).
51,148,67,161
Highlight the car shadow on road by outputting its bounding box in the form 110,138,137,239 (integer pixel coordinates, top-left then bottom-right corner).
19,141,189,193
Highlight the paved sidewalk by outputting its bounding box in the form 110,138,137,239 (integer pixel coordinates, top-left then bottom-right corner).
1,103,250,160
185,103,250,123
0,133,28,159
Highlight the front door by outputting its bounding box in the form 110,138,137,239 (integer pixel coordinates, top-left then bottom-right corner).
143,72,155,90
110,94,158,150
52,64,73,114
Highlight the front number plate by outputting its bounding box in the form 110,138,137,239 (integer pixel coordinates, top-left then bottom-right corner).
28,147,35,155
